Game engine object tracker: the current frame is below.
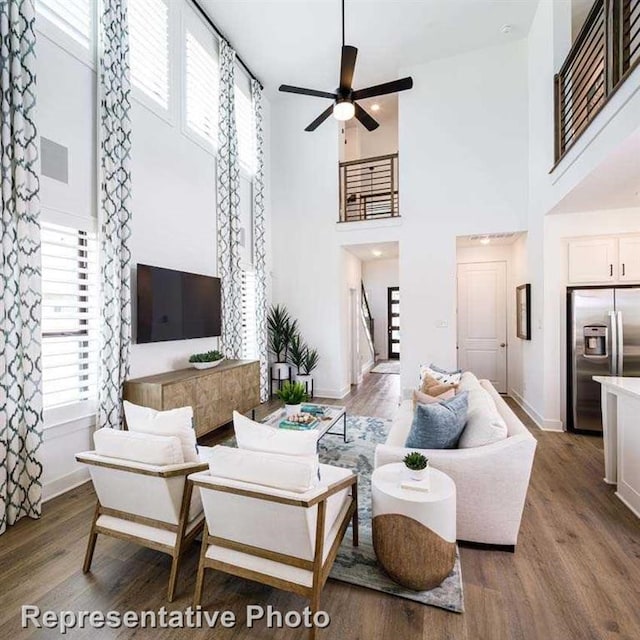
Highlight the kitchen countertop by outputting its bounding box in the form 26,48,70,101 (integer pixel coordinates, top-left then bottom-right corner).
593,376,640,400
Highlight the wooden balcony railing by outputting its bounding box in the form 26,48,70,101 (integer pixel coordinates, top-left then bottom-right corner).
339,153,399,222
554,0,640,162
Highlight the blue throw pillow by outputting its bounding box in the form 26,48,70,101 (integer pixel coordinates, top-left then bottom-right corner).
405,392,468,450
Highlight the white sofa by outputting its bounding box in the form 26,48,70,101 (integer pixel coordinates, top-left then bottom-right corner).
374,378,536,547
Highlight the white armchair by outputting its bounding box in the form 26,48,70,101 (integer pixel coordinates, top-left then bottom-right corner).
76,429,208,601
189,446,358,640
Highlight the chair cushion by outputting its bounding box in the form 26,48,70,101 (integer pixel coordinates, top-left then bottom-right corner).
206,445,319,493
233,411,319,457
405,391,469,449
93,428,184,465
124,401,198,462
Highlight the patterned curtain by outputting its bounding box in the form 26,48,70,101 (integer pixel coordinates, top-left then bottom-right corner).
251,79,268,401
217,39,243,359
0,0,43,535
97,0,132,429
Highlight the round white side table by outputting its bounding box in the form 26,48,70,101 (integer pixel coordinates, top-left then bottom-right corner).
371,463,456,590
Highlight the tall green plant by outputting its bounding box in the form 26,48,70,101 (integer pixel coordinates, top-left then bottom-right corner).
288,332,307,371
300,347,320,375
268,304,291,362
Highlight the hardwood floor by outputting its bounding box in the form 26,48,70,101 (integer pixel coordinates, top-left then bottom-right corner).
2,372,639,639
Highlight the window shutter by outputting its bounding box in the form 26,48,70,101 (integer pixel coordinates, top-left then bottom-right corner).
129,0,170,109
41,222,100,410
235,84,256,175
241,269,258,360
36,0,92,49
185,30,219,144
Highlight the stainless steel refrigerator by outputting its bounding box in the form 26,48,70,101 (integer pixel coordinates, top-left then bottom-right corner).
567,287,640,433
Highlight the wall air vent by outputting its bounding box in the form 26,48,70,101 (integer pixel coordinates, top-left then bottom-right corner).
468,233,517,241
40,137,69,184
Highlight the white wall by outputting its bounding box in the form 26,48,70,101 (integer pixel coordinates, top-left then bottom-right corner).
340,107,398,162
398,38,529,394
362,258,399,360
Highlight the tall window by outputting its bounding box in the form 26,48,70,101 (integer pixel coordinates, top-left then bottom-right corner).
185,30,219,144
36,0,93,50
41,222,99,412
241,268,258,360
235,84,256,175
129,0,170,109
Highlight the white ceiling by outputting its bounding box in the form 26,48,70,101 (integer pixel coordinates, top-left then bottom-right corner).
202,0,540,99
344,241,399,261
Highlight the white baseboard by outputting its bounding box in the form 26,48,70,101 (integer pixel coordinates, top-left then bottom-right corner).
508,389,564,432
43,468,90,503
361,358,374,376
314,385,351,400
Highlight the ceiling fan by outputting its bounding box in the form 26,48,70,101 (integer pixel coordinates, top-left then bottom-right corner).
279,0,413,132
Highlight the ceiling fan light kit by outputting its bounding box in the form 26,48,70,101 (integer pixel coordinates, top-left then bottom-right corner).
279,0,413,132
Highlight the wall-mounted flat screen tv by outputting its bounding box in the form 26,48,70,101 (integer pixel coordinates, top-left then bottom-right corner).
136,264,222,343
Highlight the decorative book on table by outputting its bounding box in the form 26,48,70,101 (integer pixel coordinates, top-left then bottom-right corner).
279,418,319,431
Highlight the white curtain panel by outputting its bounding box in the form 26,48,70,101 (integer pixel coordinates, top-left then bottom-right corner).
0,0,43,535
217,39,243,359
97,0,133,429
251,79,268,401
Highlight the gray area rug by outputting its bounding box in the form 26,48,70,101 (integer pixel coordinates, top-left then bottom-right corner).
370,360,401,375
321,415,464,613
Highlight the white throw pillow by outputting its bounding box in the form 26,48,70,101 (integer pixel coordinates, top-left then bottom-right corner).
233,411,319,457
420,364,462,386
207,445,319,493
94,428,184,465
458,387,508,448
124,401,198,463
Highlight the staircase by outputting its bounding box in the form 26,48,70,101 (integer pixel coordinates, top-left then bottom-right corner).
360,282,375,362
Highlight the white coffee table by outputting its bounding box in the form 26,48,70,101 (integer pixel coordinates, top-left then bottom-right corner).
260,404,348,442
371,463,456,590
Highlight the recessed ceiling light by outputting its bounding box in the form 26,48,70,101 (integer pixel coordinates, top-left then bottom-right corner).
480,236,491,245
371,103,380,112
372,249,383,257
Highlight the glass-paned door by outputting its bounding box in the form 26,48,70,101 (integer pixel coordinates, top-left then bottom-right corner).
387,287,400,360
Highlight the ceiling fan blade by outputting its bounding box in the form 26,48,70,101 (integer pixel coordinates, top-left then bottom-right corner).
305,105,335,132
351,77,413,101
354,103,379,131
279,85,337,100
340,45,358,92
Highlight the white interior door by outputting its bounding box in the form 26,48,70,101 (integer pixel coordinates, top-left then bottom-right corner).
457,262,508,393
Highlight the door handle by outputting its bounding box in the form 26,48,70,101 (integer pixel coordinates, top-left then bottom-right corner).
622,263,626,277
500,343,506,348
609,264,613,277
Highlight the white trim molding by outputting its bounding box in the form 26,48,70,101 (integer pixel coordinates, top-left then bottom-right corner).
509,389,564,432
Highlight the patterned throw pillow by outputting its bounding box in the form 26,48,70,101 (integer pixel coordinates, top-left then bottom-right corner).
412,388,455,408
420,373,458,397
405,392,469,449
419,363,463,386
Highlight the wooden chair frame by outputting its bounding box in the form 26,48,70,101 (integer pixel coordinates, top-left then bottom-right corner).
190,473,359,640
76,454,208,601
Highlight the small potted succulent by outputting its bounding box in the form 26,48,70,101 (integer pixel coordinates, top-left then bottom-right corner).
268,305,298,383
189,349,224,370
276,381,310,417
403,451,429,481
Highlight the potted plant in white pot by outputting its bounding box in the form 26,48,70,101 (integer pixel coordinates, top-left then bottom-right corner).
403,451,429,482
276,381,309,417
188,350,224,370
268,304,298,385
296,346,319,398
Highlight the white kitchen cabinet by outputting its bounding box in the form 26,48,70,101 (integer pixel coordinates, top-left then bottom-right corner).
618,236,640,282
568,237,618,284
